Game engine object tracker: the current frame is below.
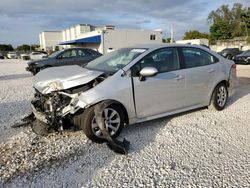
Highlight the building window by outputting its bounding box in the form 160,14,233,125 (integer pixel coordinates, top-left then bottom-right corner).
150,35,156,40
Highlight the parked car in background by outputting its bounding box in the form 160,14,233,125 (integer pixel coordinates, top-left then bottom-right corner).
7,52,18,59
30,44,236,143
233,50,250,64
20,53,30,60
26,48,102,75
20,51,48,60
0,53,4,59
29,51,48,60
218,48,242,59
200,44,210,49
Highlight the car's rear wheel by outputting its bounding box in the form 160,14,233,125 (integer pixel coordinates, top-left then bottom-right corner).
74,104,125,143
209,83,228,110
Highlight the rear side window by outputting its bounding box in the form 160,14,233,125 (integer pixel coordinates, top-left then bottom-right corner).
78,49,87,57
79,49,100,57
86,49,100,56
182,48,217,68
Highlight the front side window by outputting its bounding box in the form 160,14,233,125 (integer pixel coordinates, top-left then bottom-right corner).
182,48,217,68
131,48,180,76
85,48,147,73
61,49,77,59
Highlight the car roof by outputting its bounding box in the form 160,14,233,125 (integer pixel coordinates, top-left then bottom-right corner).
129,43,210,51
63,47,95,50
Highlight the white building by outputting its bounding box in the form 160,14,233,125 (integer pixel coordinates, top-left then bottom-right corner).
39,24,163,54
175,39,209,46
39,31,62,51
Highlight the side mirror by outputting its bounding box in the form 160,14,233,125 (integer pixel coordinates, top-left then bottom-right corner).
140,67,158,77
139,67,158,81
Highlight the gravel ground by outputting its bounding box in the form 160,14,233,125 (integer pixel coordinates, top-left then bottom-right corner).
0,59,250,187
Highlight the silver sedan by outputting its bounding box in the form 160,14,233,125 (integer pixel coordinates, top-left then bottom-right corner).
32,44,237,142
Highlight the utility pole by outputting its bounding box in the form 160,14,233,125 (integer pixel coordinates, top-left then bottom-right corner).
170,24,174,43
244,21,249,37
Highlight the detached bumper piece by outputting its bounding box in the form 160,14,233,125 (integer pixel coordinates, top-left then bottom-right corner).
11,113,35,128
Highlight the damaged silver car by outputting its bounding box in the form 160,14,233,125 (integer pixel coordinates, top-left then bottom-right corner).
30,44,237,143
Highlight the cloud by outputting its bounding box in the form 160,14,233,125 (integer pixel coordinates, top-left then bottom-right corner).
0,0,249,46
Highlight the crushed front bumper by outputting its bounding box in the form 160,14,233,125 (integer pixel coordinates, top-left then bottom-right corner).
26,66,36,74
31,103,48,124
31,90,86,126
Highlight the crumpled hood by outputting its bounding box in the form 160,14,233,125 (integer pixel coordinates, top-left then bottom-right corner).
33,65,103,94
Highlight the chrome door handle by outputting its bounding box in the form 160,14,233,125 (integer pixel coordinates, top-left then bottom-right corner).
175,75,185,80
208,69,215,73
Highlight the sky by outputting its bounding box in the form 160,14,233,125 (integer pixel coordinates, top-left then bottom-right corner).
0,0,249,47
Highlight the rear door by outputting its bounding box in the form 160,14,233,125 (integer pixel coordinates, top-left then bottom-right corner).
180,47,219,107
77,49,97,66
131,47,187,118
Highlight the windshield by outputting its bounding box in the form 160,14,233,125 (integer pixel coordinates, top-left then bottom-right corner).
85,48,147,73
241,50,250,56
49,50,62,58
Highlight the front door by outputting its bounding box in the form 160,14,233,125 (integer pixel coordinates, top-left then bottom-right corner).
131,47,186,118
55,49,78,66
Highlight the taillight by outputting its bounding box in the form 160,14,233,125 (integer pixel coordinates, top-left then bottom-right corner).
231,64,237,70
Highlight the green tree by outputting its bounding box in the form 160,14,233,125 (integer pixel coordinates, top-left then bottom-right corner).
208,3,248,41
183,30,209,40
241,7,250,36
0,44,14,51
162,38,171,43
30,44,40,51
16,44,31,51
210,21,233,41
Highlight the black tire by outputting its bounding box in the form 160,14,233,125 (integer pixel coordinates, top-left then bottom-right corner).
209,83,228,111
34,66,51,75
74,104,125,143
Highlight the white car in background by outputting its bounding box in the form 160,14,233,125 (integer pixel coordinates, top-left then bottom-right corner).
7,52,18,59
21,51,48,60
29,51,48,60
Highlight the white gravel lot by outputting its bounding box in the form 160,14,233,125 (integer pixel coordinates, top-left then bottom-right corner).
0,59,250,187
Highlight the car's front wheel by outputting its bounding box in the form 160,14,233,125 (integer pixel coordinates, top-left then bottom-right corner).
209,83,228,110
74,104,125,143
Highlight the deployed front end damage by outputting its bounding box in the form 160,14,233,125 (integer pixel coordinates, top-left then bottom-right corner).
31,74,106,133
26,66,129,154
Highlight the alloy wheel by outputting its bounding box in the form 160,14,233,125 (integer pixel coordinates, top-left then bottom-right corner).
217,86,227,107
91,108,121,138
